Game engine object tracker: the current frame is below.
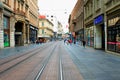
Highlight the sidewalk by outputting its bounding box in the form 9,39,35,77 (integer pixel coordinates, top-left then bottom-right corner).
65,43,120,80
0,44,41,59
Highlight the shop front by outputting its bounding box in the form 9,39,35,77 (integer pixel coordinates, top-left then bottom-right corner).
107,15,120,53
29,25,38,43
15,21,23,46
94,14,105,49
3,15,10,47
1,7,16,48
77,29,84,41
85,26,94,47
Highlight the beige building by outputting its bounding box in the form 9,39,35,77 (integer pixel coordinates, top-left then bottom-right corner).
68,0,84,41
0,0,39,48
70,0,120,54
84,0,105,48
57,21,63,39
105,0,120,53
38,18,54,41
84,0,120,54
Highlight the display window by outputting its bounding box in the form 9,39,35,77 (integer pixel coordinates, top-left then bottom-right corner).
116,25,120,52
3,16,10,47
107,27,116,51
107,25,120,53
4,31,9,47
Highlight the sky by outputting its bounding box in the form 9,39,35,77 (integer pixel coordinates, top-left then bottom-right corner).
38,0,77,32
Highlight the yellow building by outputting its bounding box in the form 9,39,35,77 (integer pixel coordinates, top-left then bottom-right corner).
38,17,54,42
57,21,63,39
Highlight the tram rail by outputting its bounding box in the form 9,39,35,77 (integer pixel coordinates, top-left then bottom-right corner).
0,42,53,74
34,44,64,80
34,45,56,80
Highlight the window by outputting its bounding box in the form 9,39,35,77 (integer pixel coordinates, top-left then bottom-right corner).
21,3,23,11
51,19,53,21
42,29,44,34
14,0,16,10
3,16,9,29
51,15,53,17
4,0,9,4
42,22,44,26
18,1,20,11
3,16,10,47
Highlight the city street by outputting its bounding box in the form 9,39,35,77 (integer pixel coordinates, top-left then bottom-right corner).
0,41,120,80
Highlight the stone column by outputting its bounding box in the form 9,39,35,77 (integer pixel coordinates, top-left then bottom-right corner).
10,15,16,47
22,22,26,45
0,10,4,48
27,24,30,44
104,13,107,51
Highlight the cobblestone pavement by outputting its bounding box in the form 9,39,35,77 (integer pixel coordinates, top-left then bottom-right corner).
64,43,120,80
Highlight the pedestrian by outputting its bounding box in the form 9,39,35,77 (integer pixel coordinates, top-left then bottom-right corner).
74,40,76,44
68,39,72,45
64,38,67,44
82,40,86,48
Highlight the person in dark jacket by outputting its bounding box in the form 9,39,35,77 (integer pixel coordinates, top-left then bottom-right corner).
82,40,86,48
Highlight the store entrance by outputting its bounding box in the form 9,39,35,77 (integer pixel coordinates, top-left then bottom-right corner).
95,24,105,50
101,24,105,50
15,21,23,46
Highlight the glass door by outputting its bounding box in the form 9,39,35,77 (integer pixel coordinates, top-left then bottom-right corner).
3,16,10,47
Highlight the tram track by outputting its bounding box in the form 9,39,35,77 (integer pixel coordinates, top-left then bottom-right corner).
0,43,50,65
34,43,64,80
0,42,54,74
34,44,57,80
59,45,63,80
0,41,84,80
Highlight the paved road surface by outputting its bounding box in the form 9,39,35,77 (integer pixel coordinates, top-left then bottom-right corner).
0,41,120,80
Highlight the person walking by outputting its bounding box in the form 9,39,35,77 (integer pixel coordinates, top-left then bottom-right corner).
82,40,86,48
64,38,67,44
69,39,72,45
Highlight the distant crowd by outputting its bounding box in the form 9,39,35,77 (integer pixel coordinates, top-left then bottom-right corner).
64,38,86,48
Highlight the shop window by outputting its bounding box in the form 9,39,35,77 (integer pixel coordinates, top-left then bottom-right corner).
4,31,9,47
107,27,116,51
116,26,120,52
3,16,10,47
3,16,9,29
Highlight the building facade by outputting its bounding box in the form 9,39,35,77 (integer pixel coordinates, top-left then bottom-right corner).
0,0,39,48
38,17,54,42
29,0,39,44
68,0,84,42
84,0,120,53
84,0,94,47
57,21,63,39
70,0,120,54
105,0,120,53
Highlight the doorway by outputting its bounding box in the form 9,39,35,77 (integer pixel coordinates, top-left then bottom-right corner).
15,21,23,46
101,24,105,50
